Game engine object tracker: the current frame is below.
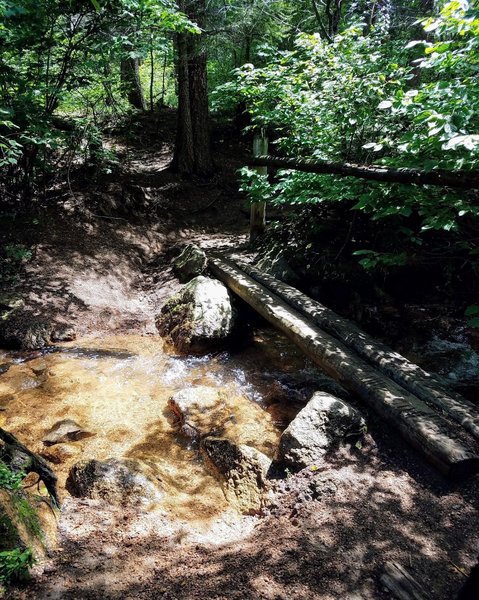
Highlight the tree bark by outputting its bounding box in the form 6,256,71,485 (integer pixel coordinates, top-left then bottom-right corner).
250,155,479,190
208,255,479,479
172,0,213,177
120,56,146,111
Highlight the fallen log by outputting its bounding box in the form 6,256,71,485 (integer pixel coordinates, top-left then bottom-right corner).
250,155,479,190
0,427,60,507
380,561,431,600
208,255,479,479
237,261,479,444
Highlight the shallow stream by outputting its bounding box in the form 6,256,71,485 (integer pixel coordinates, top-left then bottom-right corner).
0,329,324,527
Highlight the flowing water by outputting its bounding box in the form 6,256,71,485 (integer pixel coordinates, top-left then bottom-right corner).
0,329,324,529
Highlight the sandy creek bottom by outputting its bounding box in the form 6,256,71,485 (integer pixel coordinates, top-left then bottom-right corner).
0,329,323,541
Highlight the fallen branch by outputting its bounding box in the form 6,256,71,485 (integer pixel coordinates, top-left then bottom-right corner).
250,155,479,190
0,428,60,507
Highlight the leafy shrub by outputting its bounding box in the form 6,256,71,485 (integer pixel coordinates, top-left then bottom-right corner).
0,548,33,585
0,462,24,491
225,1,479,268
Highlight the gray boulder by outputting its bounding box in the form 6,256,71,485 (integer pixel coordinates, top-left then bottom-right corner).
173,244,207,283
278,392,366,469
201,437,271,514
156,276,237,353
66,458,163,506
256,246,299,287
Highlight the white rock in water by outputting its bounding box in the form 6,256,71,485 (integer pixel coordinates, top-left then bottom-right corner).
278,392,366,470
156,276,237,353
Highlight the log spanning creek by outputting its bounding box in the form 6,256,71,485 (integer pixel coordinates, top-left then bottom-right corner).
0,330,324,531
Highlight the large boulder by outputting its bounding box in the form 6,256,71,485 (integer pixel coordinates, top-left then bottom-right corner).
201,437,271,514
173,244,207,283
278,392,366,470
66,458,163,506
156,276,237,354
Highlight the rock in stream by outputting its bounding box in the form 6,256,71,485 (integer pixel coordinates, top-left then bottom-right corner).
66,458,163,506
156,276,237,354
201,437,271,514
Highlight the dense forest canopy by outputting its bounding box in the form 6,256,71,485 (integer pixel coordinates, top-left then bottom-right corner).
0,0,478,269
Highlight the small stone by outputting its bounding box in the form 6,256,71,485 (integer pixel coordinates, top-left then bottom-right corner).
43,419,94,446
31,361,48,376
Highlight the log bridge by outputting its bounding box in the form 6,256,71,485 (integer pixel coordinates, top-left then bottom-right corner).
208,254,479,479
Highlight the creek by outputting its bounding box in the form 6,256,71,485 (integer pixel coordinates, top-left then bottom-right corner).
0,329,324,528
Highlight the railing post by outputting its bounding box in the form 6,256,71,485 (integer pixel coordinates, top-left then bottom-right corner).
250,132,268,243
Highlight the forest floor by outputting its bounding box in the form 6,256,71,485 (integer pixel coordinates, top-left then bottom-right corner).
2,110,479,600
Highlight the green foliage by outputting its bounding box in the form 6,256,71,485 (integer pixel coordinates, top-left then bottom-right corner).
239,166,272,204
465,304,479,328
0,0,194,189
0,548,33,585
0,462,24,491
224,1,479,268
352,250,408,270
4,245,32,262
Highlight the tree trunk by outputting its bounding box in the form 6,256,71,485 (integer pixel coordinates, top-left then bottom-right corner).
172,32,195,174
172,0,213,177
120,56,146,111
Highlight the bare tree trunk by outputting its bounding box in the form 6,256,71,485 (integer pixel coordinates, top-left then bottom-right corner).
120,56,146,111
172,31,195,174
172,0,213,177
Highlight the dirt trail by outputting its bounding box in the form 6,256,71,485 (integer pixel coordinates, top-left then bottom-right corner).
2,113,479,599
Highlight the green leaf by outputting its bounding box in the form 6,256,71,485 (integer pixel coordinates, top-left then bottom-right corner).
465,305,479,317
468,317,479,329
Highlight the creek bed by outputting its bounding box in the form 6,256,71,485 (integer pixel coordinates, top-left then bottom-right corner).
0,329,326,527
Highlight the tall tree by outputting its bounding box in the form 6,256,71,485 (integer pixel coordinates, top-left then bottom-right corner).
172,0,213,177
